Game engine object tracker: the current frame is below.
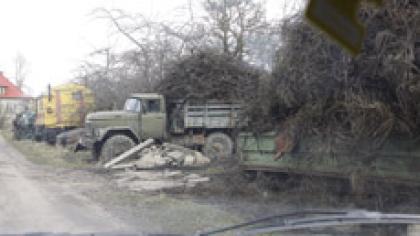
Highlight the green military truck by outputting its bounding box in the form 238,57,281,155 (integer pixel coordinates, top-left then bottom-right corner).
79,93,242,162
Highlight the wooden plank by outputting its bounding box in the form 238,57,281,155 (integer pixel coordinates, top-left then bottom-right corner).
104,138,154,169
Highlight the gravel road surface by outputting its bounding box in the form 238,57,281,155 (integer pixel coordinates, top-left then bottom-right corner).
0,135,131,233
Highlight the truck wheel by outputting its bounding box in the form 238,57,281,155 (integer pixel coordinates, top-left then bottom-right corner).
14,130,21,140
100,135,135,164
203,132,234,161
45,129,57,145
34,127,43,142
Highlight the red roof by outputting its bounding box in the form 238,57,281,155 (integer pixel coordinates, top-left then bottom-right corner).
0,72,24,98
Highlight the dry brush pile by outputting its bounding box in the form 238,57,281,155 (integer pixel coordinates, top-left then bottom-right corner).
156,0,420,153
157,51,262,102
156,50,277,134
267,0,420,151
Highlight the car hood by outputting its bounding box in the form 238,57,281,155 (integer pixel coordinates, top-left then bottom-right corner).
86,110,134,121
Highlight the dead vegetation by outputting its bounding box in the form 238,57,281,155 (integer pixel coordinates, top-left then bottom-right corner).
251,0,420,152
157,50,262,101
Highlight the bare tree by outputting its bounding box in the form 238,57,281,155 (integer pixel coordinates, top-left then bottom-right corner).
93,8,183,90
203,0,267,60
77,2,276,109
14,52,29,90
160,1,210,55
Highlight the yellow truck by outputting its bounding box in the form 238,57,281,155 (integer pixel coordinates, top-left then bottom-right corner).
35,83,95,144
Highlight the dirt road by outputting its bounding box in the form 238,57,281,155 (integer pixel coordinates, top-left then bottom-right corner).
0,135,131,233
0,133,250,235
0,132,297,235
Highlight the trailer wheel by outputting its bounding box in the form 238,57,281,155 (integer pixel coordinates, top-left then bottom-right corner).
100,135,135,164
203,132,234,160
242,170,258,182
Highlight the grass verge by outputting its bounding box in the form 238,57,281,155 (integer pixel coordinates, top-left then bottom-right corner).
0,128,93,169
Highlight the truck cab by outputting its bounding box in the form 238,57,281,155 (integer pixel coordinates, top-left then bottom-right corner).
34,83,95,144
83,93,166,161
124,93,167,139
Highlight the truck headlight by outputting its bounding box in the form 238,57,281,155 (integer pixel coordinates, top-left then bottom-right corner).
93,128,106,138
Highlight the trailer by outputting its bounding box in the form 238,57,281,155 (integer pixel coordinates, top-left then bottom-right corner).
238,132,420,188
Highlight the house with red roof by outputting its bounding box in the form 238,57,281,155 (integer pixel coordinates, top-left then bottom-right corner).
0,71,33,125
0,72,24,98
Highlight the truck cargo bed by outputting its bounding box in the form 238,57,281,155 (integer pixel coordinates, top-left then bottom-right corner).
183,103,242,129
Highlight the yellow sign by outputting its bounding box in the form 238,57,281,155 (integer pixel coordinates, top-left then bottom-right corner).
305,0,383,55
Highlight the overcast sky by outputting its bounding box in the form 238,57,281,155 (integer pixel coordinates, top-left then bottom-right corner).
0,0,304,96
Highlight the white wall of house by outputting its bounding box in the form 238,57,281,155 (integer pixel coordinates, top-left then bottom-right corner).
0,98,34,128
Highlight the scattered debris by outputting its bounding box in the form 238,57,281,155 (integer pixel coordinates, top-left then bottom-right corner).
114,170,210,193
107,140,211,192
104,138,155,169
107,141,210,170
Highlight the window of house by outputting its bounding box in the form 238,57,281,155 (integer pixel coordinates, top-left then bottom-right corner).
0,87,6,95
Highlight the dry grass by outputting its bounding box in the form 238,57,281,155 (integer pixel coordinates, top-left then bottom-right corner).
248,0,420,152
91,187,243,235
0,129,93,169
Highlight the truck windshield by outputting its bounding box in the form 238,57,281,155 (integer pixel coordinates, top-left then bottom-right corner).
124,98,141,112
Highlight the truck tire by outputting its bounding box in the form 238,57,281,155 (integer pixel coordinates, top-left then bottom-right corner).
13,130,22,140
203,132,234,161
45,129,57,145
99,134,135,164
91,142,102,161
34,127,44,142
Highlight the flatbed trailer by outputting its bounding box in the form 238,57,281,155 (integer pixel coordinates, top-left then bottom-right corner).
238,132,420,188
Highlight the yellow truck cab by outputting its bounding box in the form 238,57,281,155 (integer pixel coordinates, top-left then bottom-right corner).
35,83,95,144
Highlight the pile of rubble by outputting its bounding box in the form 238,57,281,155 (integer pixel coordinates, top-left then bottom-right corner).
114,170,210,193
104,139,211,193
106,141,211,170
